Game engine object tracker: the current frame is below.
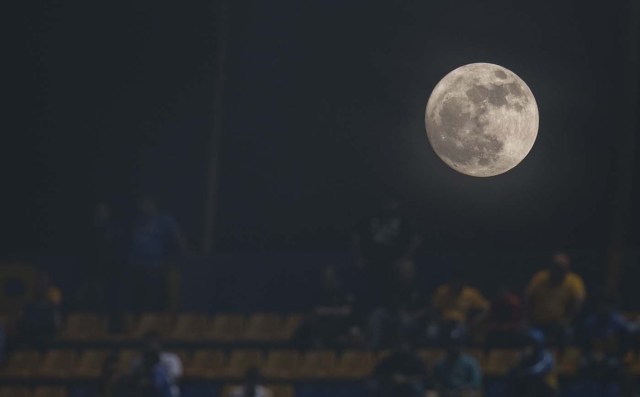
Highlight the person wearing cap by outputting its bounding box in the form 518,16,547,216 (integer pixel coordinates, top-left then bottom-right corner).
525,252,586,346
508,329,558,397
433,325,482,397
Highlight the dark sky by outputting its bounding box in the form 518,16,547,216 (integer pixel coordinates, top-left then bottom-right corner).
3,0,638,255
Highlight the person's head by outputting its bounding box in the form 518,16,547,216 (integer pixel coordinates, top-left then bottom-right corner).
521,328,545,358
142,330,162,353
321,266,339,289
137,196,158,216
549,252,571,283
243,367,262,394
142,349,160,372
396,259,416,284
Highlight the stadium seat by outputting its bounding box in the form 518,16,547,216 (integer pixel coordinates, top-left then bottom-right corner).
129,313,175,338
221,384,294,397
38,349,78,379
60,313,107,340
185,350,226,379
225,349,265,379
244,313,283,341
205,314,245,342
33,387,67,397
333,350,375,379
116,349,140,374
75,349,110,378
298,350,336,379
554,347,582,377
269,384,295,397
262,350,300,380
418,349,446,370
0,386,32,397
0,349,40,378
484,349,520,376
279,314,302,340
170,314,207,341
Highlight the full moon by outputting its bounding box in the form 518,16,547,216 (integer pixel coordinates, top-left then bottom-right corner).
425,63,538,177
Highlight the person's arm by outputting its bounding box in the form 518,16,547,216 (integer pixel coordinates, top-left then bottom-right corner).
564,275,586,323
468,289,491,325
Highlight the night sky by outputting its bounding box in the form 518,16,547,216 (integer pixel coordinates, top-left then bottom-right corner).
4,0,638,255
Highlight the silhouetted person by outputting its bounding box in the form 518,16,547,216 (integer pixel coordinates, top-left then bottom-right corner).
433,325,482,397
228,367,273,397
579,295,637,396
295,266,355,348
127,197,187,312
18,271,62,347
485,284,524,348
129,331,182,397
353,198,421,295
526,252,585,348
371,336,427,397
432,275,489,339
369,259,429,348
77,202,123,312
508,329,558,397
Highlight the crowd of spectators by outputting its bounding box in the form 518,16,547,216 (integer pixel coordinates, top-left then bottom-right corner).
7,198,640,397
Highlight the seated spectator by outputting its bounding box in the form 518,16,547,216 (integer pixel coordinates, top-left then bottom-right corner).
371,336,427,397
18,271,62,346
125,349,173,397
295,266,356,348
484,285,524,348
433,325,482,397
432,275,490,337
508,329,558,397
130,331,182,397
525,252,586,347
228,367,273,397
579,295,637,393
369,259,429,348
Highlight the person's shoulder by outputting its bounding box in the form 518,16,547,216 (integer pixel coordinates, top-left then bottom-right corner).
566,272,585,284
160,351,181,363
529,270,550,286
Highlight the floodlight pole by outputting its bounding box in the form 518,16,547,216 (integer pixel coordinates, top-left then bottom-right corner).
203,0,229,254
605,0,639,295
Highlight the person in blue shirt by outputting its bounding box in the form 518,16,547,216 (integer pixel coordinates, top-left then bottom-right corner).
126,197,187,313
508,329,557,397
580,296,637,395
433,325,482,397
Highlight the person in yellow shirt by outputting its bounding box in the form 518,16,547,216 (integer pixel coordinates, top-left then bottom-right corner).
525,252,586,346
432,276,490,327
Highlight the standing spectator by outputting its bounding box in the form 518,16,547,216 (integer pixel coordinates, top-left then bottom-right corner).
485,285,524,348
508,329,558,397
579,296,637,395
525,252,586,347
353,198,421,295
127,197,187,312
125,349,173,397
371,337,428,397
295,266,355,348
228,367,273,397
130,331,182,397
432,275,490,335
433,325,482,397
77,202,123,312
369,260,429,348
18,271,62,346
